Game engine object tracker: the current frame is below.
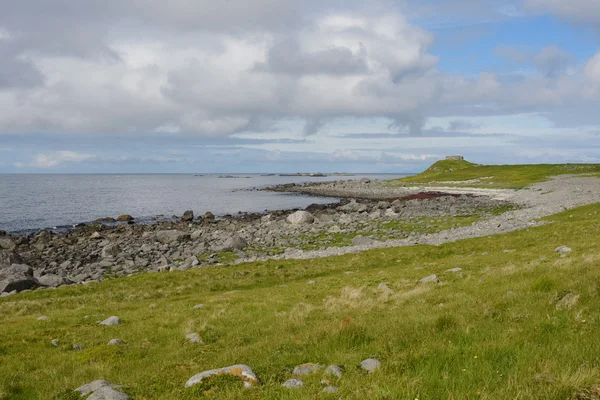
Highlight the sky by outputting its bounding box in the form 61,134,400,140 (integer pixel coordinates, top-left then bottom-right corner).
1,0,600,173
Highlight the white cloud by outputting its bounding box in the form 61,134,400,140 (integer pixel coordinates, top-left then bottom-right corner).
525,0,600,22
31,151,96,168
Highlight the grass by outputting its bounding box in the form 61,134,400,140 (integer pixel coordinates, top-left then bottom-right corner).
3,204,600,398
390,159,600,189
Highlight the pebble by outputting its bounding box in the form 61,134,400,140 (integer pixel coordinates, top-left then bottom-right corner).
282,379,304,388
360,358,381,373
99,316,121,326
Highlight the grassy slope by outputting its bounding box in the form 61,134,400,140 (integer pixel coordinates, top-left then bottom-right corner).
2,204,600,399
393,160,600,189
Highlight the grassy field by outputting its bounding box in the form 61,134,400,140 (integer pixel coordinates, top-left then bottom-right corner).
391,159,600,189
2,201,600,399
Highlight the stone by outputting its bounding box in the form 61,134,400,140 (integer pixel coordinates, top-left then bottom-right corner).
99,316,121,326
101,244,121,258
360,358,381,373
37,274,72,288
51,339,59,347
378,283,392,292
0,230,5,236
293,363,324,376
0,249,22,268
446,268,463,273
287,211,315,225
261,214,272,223
193,304,205,309
0,264,41,293
75,380,114,396
554,246,572,253
156,230,190,244
87,387,131,400
204,211,216,221
0,238,16,251
37,316,49,321
96,217,116,223
186,333,204,344
90,232,102,240
556,292,580,310
322,386,339,393
191,230,203,240
220,234,248,251
73,344,83,351
179,256,199,271
339,200,361,212
324,364,343,378
117,215,134,222
419,274,440,284
352,235,376,246
185,364,258,388
282,379,304,388
108,338,124,346
182,210,194,222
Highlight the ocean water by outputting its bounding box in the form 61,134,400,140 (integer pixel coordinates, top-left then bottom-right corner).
0,174,410,233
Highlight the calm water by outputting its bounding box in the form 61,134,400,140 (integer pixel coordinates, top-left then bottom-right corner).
0,174,410,233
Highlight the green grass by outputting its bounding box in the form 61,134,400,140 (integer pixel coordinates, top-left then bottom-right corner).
3,205,600,398
391,159,600,189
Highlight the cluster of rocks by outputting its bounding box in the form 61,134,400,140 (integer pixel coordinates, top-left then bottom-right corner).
0,195,510,295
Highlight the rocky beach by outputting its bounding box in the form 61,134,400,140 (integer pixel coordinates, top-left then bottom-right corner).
3,173,600,296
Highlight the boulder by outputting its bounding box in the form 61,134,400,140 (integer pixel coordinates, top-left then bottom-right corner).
0,250,23,268
287,211,315,225
556,292,580,310
156,230,190,244
360,358,381,373
90,232,102,239
0,230,5,236
96,217,116,223
323,386,339,393
107,339,124,346
178,256,199,271
101,244,120,258
220,235,248,251
338,200,361,213
182,210,194,222
324,364,343,378
554,246,572,253
0,238,16,251
419,274,440,284
185,364,258,388
99,316,121,326
0,264,41,293
185,333,204,344
204,211,216,222
293,363,323,376
75,380,114,396
282,379,304,388
87,387,130,400
352,236,376,247
117,215,134,222
37,274,73,287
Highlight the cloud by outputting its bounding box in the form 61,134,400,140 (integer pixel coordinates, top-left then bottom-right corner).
31,151,95,168
525,0,600,23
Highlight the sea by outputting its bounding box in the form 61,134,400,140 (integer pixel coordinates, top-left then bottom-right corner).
0,173,411,234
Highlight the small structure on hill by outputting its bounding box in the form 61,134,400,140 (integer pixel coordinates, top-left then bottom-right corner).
446,155,464,161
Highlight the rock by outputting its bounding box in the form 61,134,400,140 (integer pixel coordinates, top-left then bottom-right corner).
75,380,114,396
339,200,361,212
287,211,315,225
90,232,102,239
0,230,5,236
220,234,248,251
419,274,440,284
107,338,124,346
182,210,194,222
0,250,22,267
73,344,83,351
37,274,72,287
352,235,376,246
99,316,121,326
117,215,134,222
554,246,572,253
360,358,381,373
179,256,199,271
87,387,131,400
446,268,463,273
556,292,580,310
282,379,304,388
96,217,116,223
51,339,59,347
191,230,203,240
204,211,216,222
0,238,16,251
293,363,324,376
0,264,41,293
378,283,392,292
101,244,121,258
261,214,272,223
193,304,205,309
186,333,204,344
156,230,191,244
324,364,343,378
322,386,339,393
37,316,49,321
185,364,258,388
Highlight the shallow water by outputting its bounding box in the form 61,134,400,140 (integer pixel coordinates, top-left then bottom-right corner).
0,173,410,233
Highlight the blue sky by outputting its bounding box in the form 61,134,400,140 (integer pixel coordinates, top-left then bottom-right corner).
1,0,600,173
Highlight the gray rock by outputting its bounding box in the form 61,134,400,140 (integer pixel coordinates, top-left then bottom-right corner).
179,256,199,271
193,304,205,309
322,386,339,393
186,333,204,344
99,316,121,326
360,358,381,373
339,200,361,212
0,238,16,251
117,215,134,221
287,211,315,225
90,232,102,239
37,274,72,287
554,246,572,253
107,338,124,345
556,292,580,310
51,339,59,347
204,211,216,222
75,380,113,396
324,364,343,378
0,264,41,293
102,244,121,258
419,274,440,284
351,235,376,246
0,249,22,267
282,379,304,388
182,210,194,222
73,344,83,351
156,230,190,244
220,235,248,251
377,283,392,292
87,387,130,400
191,230,203,240
185,364,258,388
293,363,324,376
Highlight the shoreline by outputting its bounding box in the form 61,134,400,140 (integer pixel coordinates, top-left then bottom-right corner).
2,174,600,295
